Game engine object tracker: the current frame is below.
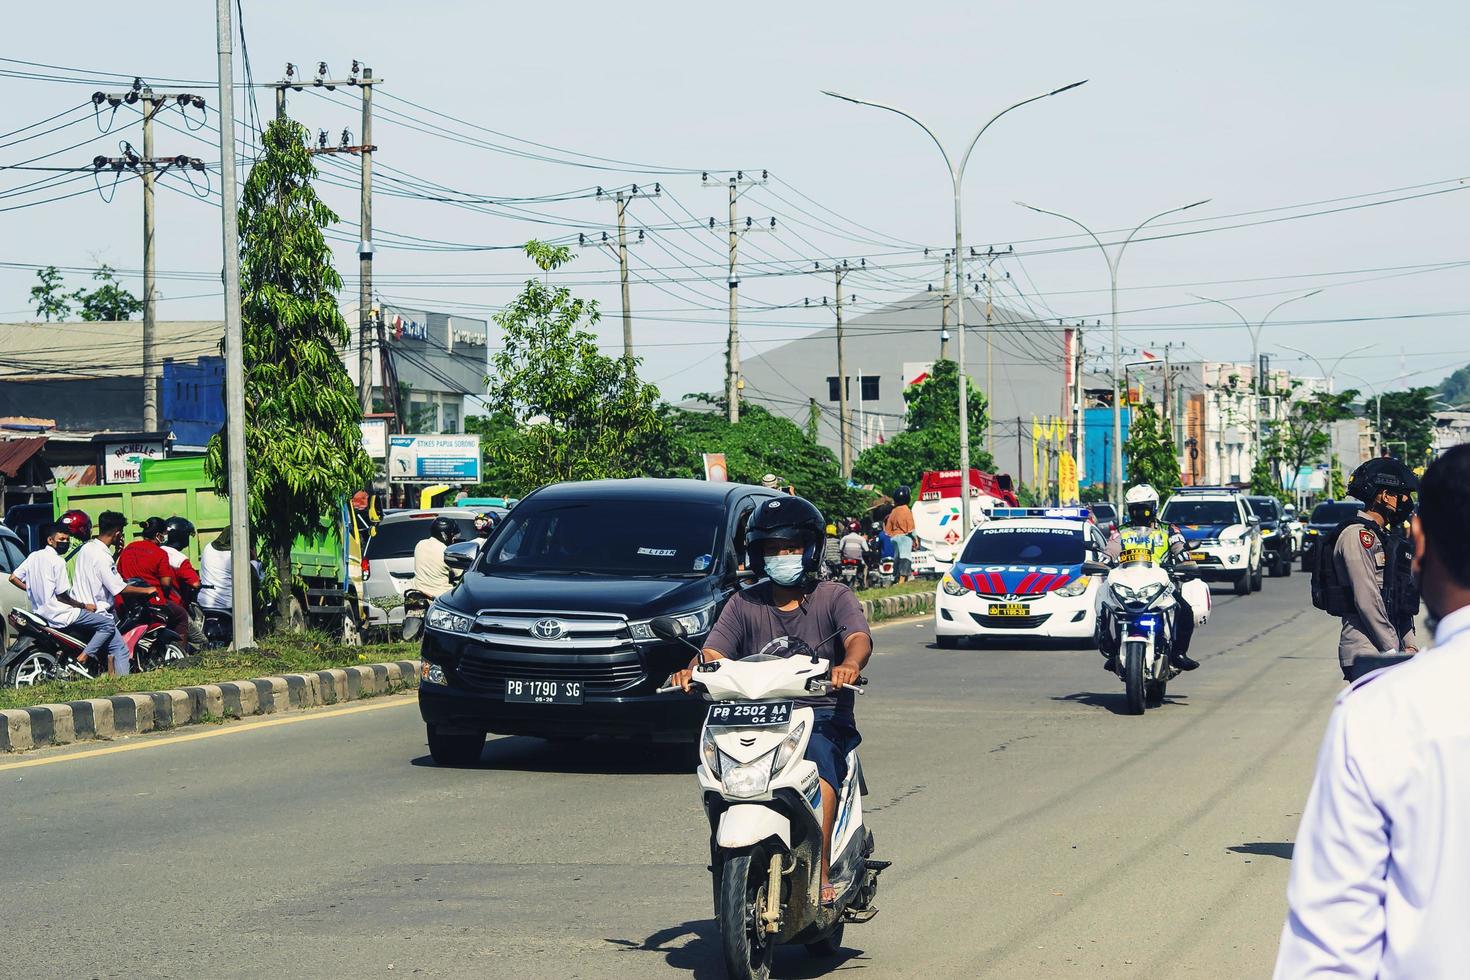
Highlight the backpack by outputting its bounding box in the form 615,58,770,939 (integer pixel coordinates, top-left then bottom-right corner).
1310,518,1376,616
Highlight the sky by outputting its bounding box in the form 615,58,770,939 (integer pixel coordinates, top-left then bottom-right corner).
3,0,1468,406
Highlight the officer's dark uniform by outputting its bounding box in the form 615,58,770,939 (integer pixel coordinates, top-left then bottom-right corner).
1331,459,1419,680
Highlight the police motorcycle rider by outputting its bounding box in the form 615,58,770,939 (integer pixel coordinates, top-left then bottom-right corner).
1317,457,1419,681
1099,484,1199,671
668,495,873,908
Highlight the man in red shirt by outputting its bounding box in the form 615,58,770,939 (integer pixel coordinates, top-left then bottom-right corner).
117,517,191,652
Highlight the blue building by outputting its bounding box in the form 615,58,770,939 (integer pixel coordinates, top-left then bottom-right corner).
162,356,225,450
1084,406,1130,488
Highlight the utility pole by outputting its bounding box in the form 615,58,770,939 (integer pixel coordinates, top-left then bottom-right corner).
1073,322,1084,483
276,62,379,412
835,263,851,477
216,0,252,650
705,171,773,423
592,184,660,374
939,253,952,360
94,83,206,432
974,247,1010,456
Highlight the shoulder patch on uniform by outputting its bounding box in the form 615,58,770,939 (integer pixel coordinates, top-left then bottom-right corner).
1359,529,1376,550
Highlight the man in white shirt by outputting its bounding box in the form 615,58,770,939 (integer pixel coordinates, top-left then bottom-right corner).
72,511,156,676
1275,443,1470,978
412,516,460,599
8,523,126,675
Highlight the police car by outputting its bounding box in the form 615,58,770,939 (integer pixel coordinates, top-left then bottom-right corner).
1158,487,1264,596
933,508,1109,648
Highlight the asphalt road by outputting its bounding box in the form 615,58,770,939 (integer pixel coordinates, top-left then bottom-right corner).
1,575,1345,979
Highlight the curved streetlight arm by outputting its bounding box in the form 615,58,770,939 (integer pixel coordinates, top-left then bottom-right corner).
957,80,1088,175
1192,294,1252,332
1116,199,1212,269
1277,343,1329,381
1261,288,1324,326
821,91,955,180
1016,202,1112,273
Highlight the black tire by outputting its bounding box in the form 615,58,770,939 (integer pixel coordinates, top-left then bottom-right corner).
1234,572,1250,596
401,615,424,643
286,595,307,633
1123,642,1146,715
1145,678,1166,707
1250,562,1263,592
4,642,57,688
341,603,363,647
806,922,846,958
426,724,485,767
1281,557,1292,578
719,847,776,980
935,635,960,649
143,641,187,672
1265,555,1278,578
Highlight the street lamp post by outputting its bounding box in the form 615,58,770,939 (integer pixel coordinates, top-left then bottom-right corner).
1279,342,1377,496
1017,199,1210,514
1191,290,1323,470
825,81,1087,530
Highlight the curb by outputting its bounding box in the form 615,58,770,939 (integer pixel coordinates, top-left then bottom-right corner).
860,589,934,624
0,660,421,754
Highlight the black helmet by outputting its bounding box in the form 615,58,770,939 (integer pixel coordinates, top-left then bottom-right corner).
430,515,460,544
164,515,196,551
1348,457,1419,521
472,512,499,538
745,495,826,585
893,485,912,506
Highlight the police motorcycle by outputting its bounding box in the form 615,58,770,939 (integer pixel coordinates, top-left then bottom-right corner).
1093,547,1205,715
653,617,888,980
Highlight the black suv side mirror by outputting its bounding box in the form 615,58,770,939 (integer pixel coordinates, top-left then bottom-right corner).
443,540,479,571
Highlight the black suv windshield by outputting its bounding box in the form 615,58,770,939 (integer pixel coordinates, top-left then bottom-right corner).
1247,497,1280,521
1161,499,1240,526
960,526,1083,565
1311,501,1363,525
484,498,723,576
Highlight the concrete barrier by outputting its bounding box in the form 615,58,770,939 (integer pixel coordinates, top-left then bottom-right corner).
859,588,934,623
0,659,421,754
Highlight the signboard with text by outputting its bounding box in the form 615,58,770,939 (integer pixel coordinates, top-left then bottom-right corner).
101,439,166,484
388,434,481,484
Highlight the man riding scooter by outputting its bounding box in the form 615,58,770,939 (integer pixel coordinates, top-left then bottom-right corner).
669,495,873,907
1100,484,1199,671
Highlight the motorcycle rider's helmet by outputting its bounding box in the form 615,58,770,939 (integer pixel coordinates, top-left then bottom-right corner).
825,523,838,536
893,485,912,507
429,515,460,544
164,515,196,551
744,495,826,585
1124,484,1161,525
1347,457,1419,522
472,512,498,538
57,509,92,542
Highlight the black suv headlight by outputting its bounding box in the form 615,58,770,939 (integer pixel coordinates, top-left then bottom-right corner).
426,603,475,635
629,602,717,641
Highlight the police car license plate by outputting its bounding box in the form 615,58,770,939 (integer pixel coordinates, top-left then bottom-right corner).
504,679,584,705
991,603,1030,617
1188,551,1209,561
707,701,793,728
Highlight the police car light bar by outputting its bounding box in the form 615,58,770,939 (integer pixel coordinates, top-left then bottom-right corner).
990,507,1092,521
1170,486,1244,495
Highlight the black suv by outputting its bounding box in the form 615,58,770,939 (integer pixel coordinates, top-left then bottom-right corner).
417,478,780,765
1299,498,1364,573
1246,495,1294,578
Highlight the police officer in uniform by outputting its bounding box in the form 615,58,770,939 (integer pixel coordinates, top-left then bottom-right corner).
1331,457,1419,680
1100,483,1199,671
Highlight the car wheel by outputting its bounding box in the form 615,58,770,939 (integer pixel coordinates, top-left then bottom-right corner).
1281,557,1292,577
426,724,486,766
1250,562,1263,592
1234,571,1250,596
935,635,961,649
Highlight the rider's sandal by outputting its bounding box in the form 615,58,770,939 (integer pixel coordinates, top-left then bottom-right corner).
820,884,838,907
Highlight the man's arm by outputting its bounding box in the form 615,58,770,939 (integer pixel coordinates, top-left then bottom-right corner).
1274,699,1388,979
1338,533,1398,652
7,573,22,591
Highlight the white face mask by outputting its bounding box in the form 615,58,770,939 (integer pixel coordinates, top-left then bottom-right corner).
764,553,805,586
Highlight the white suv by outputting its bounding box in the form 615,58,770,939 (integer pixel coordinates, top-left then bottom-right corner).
1159,489,1264,596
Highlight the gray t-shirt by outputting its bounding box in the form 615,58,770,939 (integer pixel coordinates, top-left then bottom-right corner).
704,581,871,721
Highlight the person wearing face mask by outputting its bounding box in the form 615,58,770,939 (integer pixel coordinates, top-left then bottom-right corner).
667,495,873,909
72,510,156,675
7,523,128,675
1274,444,1470,978
1318,457,1420,680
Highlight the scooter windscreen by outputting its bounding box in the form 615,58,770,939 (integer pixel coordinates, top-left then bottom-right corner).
747,634,817,663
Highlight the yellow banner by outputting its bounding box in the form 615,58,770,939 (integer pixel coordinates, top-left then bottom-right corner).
1058,451,1079,504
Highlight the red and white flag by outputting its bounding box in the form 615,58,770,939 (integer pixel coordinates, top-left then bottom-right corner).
1139,350,1159,362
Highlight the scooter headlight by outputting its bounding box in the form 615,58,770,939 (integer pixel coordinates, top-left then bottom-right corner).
701,728,722,777
941,575,967,596
1110,582,1139,602
1134,582,1167,603
1054,575,1091,598
722,757,773,798
771,721,807,773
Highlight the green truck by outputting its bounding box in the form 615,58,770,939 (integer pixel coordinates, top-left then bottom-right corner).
53,456,362,643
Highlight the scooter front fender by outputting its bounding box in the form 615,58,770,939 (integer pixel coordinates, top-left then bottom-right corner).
717,804,791,850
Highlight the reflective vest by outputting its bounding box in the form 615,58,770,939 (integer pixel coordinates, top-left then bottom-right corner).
1118,524,1171,563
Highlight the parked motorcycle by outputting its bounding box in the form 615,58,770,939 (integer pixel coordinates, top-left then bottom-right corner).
1094,551,1206,714
401,589,430,642
2,581,185,688
837,556,866,589
653,617,888,980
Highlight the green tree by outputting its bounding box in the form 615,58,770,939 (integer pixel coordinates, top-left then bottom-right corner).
1122,400,1180,495
1249,457,1285,500
74,264,143,320
1440,363,1470,407
205,118,373,631
483,241,664,493
1264,383,1359,483
1376,387,1436,461
851,359,993,494
1331,455,1348,500
29,265,72,321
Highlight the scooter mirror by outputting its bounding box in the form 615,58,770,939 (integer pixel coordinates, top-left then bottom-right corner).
649,616,686,641
1082,560,1111,576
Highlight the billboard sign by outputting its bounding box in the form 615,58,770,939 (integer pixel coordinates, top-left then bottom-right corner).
388,434,481,484
100,439,166,484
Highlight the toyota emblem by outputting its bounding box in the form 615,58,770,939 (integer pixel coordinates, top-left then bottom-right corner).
532,618,565,640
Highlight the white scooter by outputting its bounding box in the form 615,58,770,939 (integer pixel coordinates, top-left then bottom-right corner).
653,617,888,980
1091,552,1209,715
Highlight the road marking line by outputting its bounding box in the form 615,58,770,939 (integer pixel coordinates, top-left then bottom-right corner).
0,695,417,772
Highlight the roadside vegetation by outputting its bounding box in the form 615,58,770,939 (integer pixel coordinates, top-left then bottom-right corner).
0,632,418,712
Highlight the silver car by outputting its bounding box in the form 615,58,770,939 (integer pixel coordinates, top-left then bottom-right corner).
360,508,489,632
